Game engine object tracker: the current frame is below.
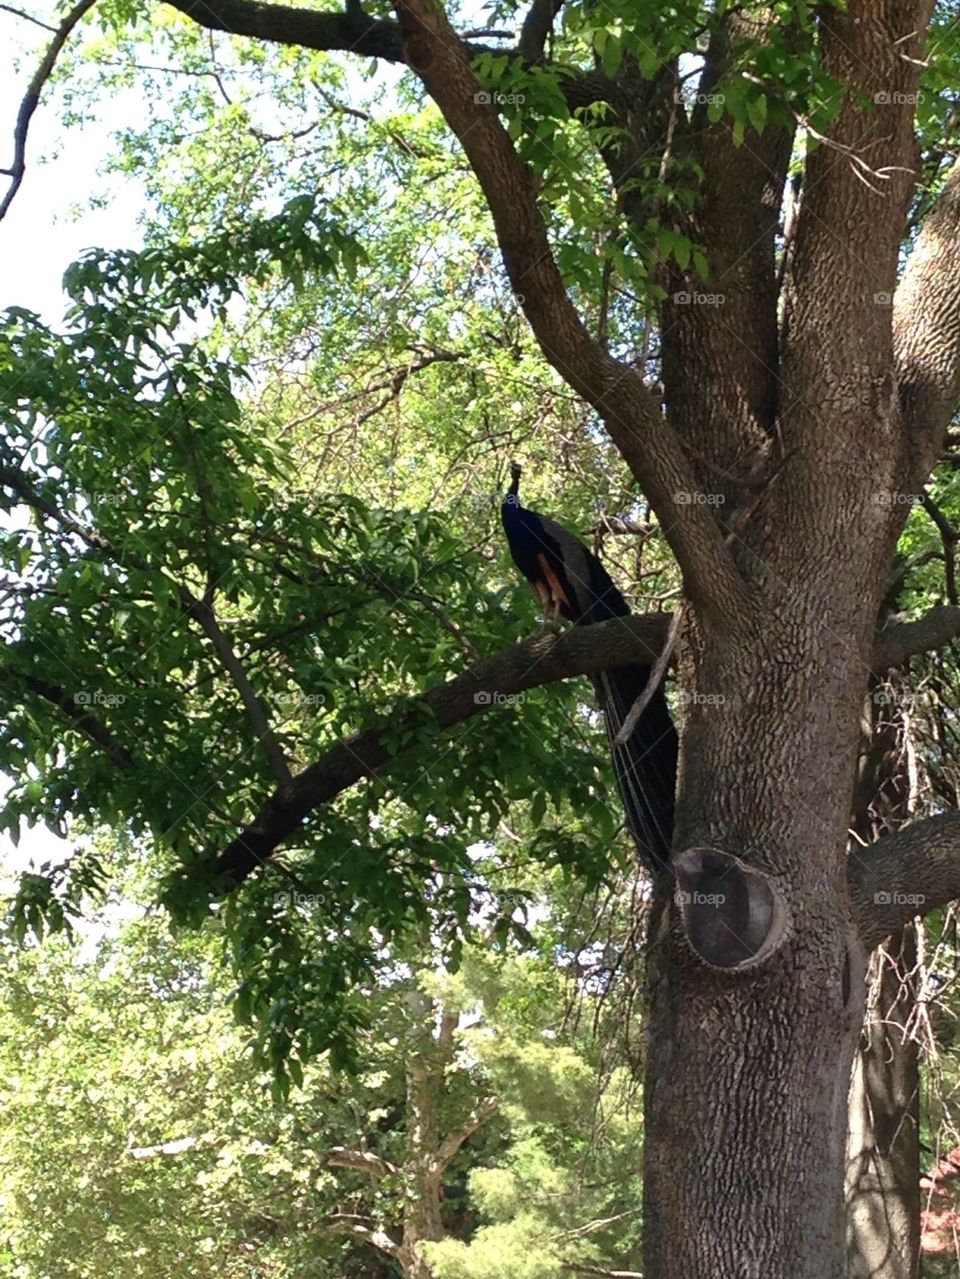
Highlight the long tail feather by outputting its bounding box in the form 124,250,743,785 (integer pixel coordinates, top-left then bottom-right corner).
592,665,677,873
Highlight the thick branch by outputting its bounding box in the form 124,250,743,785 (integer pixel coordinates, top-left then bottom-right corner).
391,0,744,623
165,0,411,61
872,605,960,669
661,10,794,496
431,1096,499,1172
777,0,929,503
517,0,563,62
848,813,960,949
897,158,960,484
0,0,99,222
324,1146,398,1179
209,604,960,884
213,612,670,883
327,1214,401,1260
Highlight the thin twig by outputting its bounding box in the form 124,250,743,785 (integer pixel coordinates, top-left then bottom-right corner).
0,0,100,222
920,491,959,605
613,601,686,747
0,4,57,32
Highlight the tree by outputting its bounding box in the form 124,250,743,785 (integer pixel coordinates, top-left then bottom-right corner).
0,843,649,1279
3,0,960,1275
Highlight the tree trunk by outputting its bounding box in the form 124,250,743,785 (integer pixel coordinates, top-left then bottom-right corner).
399,992,447,1279
643,571,890,1278
846,929,921,1279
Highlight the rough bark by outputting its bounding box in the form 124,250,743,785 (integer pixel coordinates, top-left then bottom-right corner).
849,814,960,949
642,0,937,1271
896,159,960,484
660,10,795,505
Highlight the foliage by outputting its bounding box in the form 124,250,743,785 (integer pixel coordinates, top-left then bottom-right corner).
0,193,641,1076
0,850,645,1279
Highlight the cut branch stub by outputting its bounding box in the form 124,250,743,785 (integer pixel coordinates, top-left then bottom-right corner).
673,846,790,970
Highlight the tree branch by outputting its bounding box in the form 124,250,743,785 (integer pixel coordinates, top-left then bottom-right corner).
431,1095,499,1172
919,491,959,604
660,10,793,497
872,605,960,670
207,603,960,885
324,1146,398,1178
517,0,563,62
0,0,99,222
774,0,928,522
848,813,960,949
897,158,960,485
12,673,136,770
213,612,670,883
163,0,486,63
185,596,291,784
0,4,58,32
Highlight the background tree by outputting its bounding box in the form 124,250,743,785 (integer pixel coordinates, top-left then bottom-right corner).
0,841,648,1279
